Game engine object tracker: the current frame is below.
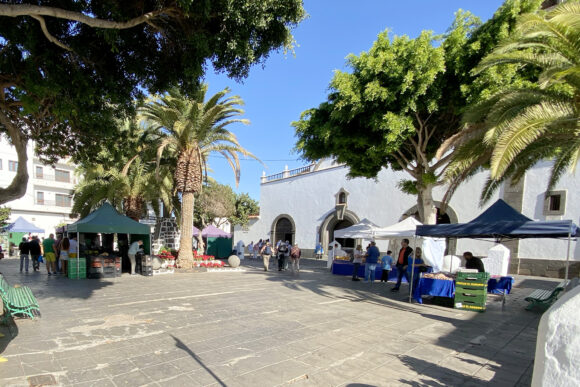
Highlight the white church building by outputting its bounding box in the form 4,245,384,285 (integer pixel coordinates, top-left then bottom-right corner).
234,159,579,278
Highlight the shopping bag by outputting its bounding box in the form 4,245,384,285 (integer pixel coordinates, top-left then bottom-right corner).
39,255,44,263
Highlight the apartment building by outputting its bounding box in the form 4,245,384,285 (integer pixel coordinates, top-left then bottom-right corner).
0,137,78,239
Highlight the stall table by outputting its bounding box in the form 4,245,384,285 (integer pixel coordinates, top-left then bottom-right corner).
413,275,514,304
332,260,430,283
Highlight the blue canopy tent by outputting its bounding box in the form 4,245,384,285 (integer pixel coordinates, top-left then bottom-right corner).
2,216,45,233
416,199,578,282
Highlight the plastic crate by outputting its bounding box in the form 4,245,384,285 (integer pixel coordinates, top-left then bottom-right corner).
455,299,486,312
455,286,487,296
68,269,87,279
455,292,487,304
456,272,490,282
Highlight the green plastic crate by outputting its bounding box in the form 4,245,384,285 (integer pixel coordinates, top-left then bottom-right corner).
455,300,486,312
455,292,487,304
455,286,487,296
456,272,490,282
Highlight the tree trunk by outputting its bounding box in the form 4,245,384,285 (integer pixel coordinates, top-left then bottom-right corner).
0,112,29,205
178,191,194,268
123,197,144,221
196,234,204,255
417,184,437,225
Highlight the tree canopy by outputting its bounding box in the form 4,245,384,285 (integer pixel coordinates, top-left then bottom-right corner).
293,0,542,223
443,1,580,203
0,0,305,204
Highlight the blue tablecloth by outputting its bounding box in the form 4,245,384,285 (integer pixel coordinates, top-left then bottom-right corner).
413,277,455,304
487,276,514,294
413,276,514,304
331,261,402,281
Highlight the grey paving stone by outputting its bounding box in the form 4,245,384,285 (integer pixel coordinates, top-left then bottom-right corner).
0,258,548,386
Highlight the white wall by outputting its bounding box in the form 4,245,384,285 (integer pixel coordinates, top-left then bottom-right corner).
519,160,579,261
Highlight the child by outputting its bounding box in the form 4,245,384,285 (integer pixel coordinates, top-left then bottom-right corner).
380,250,393,282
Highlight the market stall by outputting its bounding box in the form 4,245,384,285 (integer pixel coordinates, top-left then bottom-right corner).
1,217,45,254
195,225,232,259
415,199,578,307
66,203,151,279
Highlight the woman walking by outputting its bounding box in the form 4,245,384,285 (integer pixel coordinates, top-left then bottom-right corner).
60,237,70,276
290,243,301,273
260,242,273,271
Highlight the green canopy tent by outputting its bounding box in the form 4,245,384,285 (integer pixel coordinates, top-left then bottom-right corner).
67,203,151,274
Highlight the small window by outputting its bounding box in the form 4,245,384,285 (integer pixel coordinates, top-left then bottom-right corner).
36,166,43,179
543,190,566,216
338,192,346,204
36,192,44,205
55,169,70,183
8,160,18,171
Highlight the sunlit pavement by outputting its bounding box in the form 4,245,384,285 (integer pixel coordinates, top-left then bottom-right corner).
0,256,557,386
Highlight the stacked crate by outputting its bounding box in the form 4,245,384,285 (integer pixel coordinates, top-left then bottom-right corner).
102,257,121,277
454,272,490,312
141,254,153,276
68,258,87,279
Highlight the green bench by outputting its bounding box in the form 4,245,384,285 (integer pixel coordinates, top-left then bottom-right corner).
524,280,568,311
0,273,40,323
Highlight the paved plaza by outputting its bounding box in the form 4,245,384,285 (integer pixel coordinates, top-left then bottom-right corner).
0,256,559,387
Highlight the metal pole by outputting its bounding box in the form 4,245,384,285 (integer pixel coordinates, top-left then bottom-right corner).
409,236,417,303
77,232,80,278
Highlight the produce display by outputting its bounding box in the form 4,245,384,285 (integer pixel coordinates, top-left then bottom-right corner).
423,272,454,281
334,256,351,261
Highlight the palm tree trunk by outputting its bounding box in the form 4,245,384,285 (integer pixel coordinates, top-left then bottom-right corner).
178,191,195,267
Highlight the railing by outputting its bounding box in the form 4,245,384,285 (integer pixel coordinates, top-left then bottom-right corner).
263,164,316,183
33,173,75,184
35,199,72,207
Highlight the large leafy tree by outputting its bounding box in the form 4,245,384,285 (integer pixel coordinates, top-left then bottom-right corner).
293,0,542,224
230,193,260,229
442,1,580,202
194,181,236,230
0,0,305,204
139,85,257,265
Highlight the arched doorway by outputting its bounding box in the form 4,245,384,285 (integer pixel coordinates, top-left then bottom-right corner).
271,215,295,245
333,219,356,249
319,210,360,256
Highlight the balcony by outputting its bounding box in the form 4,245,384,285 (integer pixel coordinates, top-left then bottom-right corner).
35,199,72,208
262,164,316,183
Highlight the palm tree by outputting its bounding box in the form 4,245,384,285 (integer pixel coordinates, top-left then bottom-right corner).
139,85,257,265
442,1,580,203
73,119,176,219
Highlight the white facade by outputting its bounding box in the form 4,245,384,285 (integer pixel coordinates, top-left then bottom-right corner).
234,159,578,264
0,137,78,236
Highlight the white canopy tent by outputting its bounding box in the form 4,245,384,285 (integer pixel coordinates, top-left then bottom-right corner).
374,217,446,303
333,218,381,239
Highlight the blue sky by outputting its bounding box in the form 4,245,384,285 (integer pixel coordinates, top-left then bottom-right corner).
203,0,505,202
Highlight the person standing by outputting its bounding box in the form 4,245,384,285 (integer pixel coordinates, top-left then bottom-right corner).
260,242,273,271
128,240,143,275
43,233,57,275
248,241,254,259
380,250,393,283
391,239,413,292
68,235,79,258
54,234,63,273
315,242,323,259
364,241,380,283
277,241,288,271
352,244,364,281
290,243,301,273
19,237,30,272
327,243,339,270
60,237,70,276
29,236,42,272
463,251,485,273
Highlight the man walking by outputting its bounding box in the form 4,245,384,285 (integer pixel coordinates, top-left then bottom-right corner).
19,237,30,272
29,236,42,272
43,233,57,275
391,239,413,292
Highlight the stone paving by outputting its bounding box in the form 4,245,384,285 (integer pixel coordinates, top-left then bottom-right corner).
0,255,560,386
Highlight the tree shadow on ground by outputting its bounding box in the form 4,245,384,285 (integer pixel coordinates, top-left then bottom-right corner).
240,260,542,385
0,316,18,355
171,334,226,387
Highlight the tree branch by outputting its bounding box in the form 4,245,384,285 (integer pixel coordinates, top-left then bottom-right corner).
432,152,455,175
0,106,29,205
392,152,417,177
31,15,72,51
0,4,174,30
